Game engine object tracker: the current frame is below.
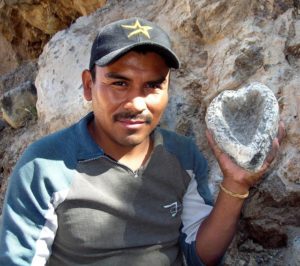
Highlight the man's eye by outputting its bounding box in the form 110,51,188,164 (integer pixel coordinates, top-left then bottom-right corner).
146,82,163,89
113,81,127,86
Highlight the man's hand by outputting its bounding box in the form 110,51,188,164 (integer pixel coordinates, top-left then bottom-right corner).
195,122,286,266
206,121,286,193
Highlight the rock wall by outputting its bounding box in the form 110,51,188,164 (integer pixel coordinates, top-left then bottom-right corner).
0,0,299,265
0,0,106,75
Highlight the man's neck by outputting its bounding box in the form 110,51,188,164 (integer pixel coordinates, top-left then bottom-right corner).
88,121,154,172
115,137,153,172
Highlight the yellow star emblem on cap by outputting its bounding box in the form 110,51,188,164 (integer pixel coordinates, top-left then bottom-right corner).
121,19,153,39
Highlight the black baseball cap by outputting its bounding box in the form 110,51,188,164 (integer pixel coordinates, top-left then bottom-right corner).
89,17,180,70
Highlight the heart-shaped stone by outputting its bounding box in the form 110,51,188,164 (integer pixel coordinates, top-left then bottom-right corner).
205,82,279,172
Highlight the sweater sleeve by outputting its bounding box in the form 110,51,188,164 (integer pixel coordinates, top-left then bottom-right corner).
179,140,214,266
0,144,72,266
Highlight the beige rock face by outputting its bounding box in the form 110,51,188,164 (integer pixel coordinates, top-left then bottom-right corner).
0,33,18,76
34,21,93,132
0,0,106,67
0,0,300,265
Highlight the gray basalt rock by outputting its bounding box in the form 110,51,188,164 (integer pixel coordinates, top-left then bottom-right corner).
0,62,38,128
205,82,279,172
0,81,37,128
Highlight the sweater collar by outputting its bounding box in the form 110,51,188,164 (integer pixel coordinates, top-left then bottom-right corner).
75,112,164,161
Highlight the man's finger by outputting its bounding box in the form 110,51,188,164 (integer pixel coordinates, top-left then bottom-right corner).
205,130,223,160
265,137,279,165
256,160,269,177
264,121,285,166
277,121,286,144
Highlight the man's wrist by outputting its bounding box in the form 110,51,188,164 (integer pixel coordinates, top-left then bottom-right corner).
219,183,249,199
221,178,251,195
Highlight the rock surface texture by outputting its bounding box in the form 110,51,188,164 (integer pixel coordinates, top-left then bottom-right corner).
0,0,300,265
0,61,38,128
0,0,106,75
205,82,279,172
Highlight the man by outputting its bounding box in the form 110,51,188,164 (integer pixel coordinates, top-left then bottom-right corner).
0,17,284,266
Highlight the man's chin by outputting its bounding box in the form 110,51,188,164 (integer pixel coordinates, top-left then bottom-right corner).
119,138,144,147
117,134,148,147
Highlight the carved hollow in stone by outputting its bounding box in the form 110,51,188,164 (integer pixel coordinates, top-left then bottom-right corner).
205,82,279,172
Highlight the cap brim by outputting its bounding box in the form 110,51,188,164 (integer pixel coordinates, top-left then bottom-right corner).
94,42,180,69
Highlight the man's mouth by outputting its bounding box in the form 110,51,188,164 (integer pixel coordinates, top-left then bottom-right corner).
113,112,152,126
118,118,145,124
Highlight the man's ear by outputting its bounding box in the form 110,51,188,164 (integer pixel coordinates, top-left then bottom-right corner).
82,69,93,101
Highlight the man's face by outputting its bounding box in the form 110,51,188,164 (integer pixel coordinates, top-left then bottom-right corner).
83,51,170,150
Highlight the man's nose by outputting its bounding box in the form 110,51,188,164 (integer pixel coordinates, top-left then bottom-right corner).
123,94,147,113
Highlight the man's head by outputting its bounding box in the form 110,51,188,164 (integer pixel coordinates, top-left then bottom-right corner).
89,17,180,71
82,18,179,153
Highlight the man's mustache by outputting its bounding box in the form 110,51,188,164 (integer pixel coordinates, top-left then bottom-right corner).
113,112,152,124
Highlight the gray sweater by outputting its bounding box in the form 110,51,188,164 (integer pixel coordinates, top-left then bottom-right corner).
0,112,213,266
